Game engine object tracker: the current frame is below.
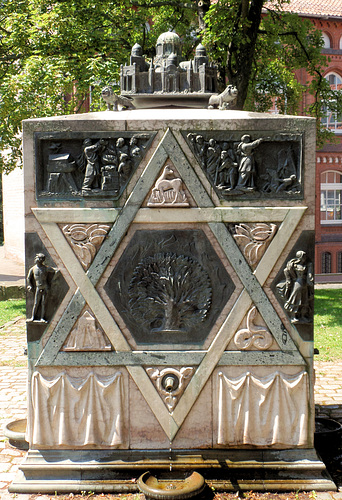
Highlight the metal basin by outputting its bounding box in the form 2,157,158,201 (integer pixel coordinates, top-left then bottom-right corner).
4,418,28,450
137,471,205,499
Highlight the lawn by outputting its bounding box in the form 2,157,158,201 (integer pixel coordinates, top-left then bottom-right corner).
314,288,342,361
0,298,26,327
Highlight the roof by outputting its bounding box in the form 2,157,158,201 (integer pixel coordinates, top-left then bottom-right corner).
275,0,342,18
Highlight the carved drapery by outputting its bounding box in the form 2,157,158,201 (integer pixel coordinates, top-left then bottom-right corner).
29,371,124,448
217,370,308,446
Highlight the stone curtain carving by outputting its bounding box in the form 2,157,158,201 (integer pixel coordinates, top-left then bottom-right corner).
147,166,190,207
217,370,308,446
185,132,302,200
276,251,314,324
234,306,273,350
62,224,111,270
29,371,124,448
232,223,278,268
128,253,212,334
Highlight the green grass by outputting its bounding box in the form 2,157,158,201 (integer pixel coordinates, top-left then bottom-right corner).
0,298,26,327
314,288,342,361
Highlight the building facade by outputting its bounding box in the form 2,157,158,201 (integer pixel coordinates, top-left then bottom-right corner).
281,0,342,282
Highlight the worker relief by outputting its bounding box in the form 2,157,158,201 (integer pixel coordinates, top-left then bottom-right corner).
184,131,303,199
35,132,155,200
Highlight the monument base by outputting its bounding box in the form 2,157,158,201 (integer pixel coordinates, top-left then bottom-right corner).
10,448,336,493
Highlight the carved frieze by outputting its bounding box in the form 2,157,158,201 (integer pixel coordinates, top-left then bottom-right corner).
184,131,302,200
62,310,112,351
233,306,273,350
35,132,155,200
147,166,190,207
146,367,193,412
230,223,278,268
61,223,111,270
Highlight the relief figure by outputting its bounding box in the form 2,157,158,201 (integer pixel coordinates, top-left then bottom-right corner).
27,253,58,323
276,251,314,324
236,134,266,191
80,138,107,193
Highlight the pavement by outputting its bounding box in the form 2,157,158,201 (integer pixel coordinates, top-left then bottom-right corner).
1,249,342,498
0,247,25,300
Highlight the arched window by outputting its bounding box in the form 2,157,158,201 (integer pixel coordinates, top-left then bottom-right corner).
338,252,342,273
321,252,332,274
320,170,342,224
340,36,342,50
321,72,342,133
322,32,331,49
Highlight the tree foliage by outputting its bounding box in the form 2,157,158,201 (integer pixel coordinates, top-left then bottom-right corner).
0,0,341,172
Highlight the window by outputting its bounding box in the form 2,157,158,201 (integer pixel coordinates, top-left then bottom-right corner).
340,36,342,50
320,171,342,224
338,252,342,273
321,252,331,274
322,32,331,49
321,73,342,134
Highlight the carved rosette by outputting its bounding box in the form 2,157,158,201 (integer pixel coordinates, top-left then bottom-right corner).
128,253,212,334
232,223,277,268
62,310,112,351
62,223,111,270
233,306,273,350
146,367,194,412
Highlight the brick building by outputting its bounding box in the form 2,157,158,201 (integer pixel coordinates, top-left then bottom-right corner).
280,0,342,282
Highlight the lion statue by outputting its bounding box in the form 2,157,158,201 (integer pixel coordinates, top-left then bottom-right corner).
101,86,135,111
208,84,238,110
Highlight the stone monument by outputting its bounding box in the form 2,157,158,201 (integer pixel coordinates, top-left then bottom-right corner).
10,33,335,493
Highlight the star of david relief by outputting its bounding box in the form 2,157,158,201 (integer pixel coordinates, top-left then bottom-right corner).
33,128,307,441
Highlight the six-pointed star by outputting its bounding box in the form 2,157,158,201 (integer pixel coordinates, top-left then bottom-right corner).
33,129,307,440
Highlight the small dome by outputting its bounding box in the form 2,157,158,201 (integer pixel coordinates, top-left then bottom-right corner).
131,43,143,56
195,43,207,56
156,32,181,46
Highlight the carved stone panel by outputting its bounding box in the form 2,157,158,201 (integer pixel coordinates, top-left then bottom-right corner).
61,223,111,270
146,367,194,412
25,233,69,342
104,229,235,346
35,132,155,201
272,231,315,341
229,223,278,269
230,306,275,351
62,310,112,351
147,165,190,207
184,131,303,200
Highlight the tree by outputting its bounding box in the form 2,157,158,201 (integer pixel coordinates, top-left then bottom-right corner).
0,0,341,172
128,253,212,333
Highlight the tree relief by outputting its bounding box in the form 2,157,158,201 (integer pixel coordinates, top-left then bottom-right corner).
128,253,212,335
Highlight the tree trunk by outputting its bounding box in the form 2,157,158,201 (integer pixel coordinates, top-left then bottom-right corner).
227,0,265,109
